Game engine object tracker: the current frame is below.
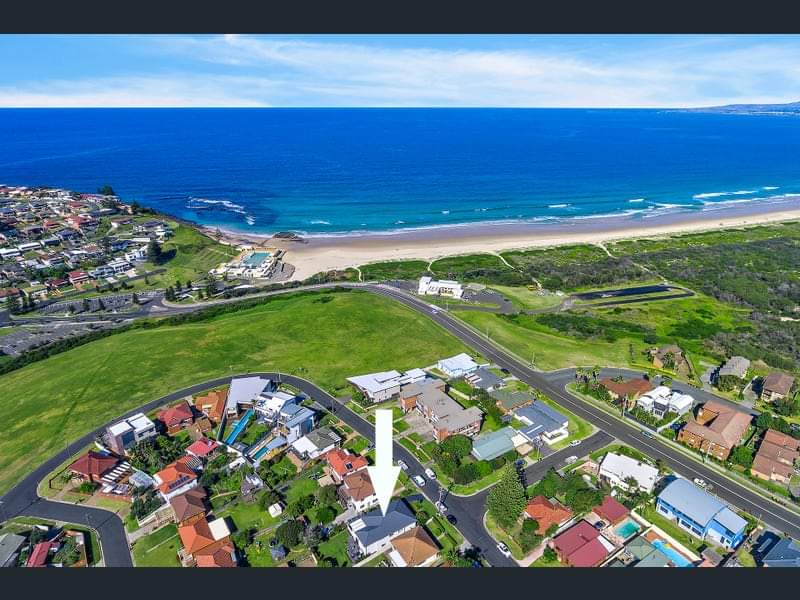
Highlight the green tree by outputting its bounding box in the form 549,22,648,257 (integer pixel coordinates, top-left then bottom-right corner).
275,520,305,548
543,546,558,562
730,446,754,469
518,518,543,553
315,506,336,525
97,185,116,196
486,465,526,529
147,240,162,264
439,434,472,460
317,484,338,506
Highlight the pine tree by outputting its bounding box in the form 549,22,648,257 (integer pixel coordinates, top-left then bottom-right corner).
486,464,526,529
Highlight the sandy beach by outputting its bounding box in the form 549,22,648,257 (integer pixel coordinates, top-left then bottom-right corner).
203,196,800,281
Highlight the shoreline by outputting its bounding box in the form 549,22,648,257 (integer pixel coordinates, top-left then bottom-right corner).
200,196,800,281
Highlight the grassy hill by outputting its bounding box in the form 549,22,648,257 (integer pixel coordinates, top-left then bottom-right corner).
0,290,467,496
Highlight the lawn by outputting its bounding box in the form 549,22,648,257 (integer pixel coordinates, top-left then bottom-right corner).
131,523,181,567
359,259,430,281
488,285,564,311
484,511,525,560
318,530,351,567
344,435,370,454
530,553,565,567
217,498,279,533
638,504,706,555
0,289,468,496
285,476,319,504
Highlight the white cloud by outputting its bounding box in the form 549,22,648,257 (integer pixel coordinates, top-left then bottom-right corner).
4,35,800,107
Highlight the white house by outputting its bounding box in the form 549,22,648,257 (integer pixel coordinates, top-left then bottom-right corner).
255,390,298,419
106,413,157,455
290,427,341,460
437,353,479,378
347,368,426,403
636,386,694,418
418,276,464,299
124,245,148,262
598,452,660,493
347,500,417,556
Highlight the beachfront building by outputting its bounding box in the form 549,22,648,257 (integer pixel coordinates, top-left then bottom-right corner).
225,376,275,417
417,276,464,299
597,452,660,493
677,401,751,460
750,429,800,485
635,386,694,418
655,478,747,549
212,249,277,280
347,368,426,403
761,372,795,403
436,353,479,378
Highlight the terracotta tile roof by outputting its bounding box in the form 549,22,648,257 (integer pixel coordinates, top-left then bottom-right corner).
592,496,630,525
763,429,800,452
170,487,207,522
195,540,237,567
26,541,54,567
390,526,439,566
552,520,612,567
600,378,654,398
683,401,752,449
758,440,800,465
195,390,227,421
341,470,375,502
178,518,217,554
185,437,219,458
752,454,794,480
154,460,197,495
524,495,573,534
68,451,119,478
325,448,368,478
158,401,194,428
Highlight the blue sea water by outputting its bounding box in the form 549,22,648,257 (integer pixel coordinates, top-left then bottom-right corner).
1,108,799,235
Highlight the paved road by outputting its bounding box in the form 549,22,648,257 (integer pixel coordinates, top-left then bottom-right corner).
365,284,800,540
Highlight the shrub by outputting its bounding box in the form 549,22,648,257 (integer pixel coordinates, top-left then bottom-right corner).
275,520,305,548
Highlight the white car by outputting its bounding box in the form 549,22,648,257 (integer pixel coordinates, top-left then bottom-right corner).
569,439,582,447
564,455,578,465
413,475,426,487
424,468,437,480
397,459,409,471
435,501,448,514
693,477,707,488
496,542,512,558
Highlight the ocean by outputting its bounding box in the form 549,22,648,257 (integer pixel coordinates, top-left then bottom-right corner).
1,108,799,236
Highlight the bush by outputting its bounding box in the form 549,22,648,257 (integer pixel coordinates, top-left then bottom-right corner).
275,519,305,548
730,446,755,469
518,518,543,553
315,506,336,525
543,546,558,562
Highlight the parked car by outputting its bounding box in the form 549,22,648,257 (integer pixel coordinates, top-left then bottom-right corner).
413,475,426,487
446,514,458,525
564,455,578,465
435,501,448,514
496,542,512,558
641,430,654,438
593,520,607,530
569,439,582,447
397,459,409,471
693,477,707,488
424,467,437,480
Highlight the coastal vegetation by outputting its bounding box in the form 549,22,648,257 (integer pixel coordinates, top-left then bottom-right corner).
0,289,467,496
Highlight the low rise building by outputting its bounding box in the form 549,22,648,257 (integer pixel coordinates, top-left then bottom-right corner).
347,368,426,403
154,457,199,501
325,448,369,484
761,372,795,403
635,386,693,418
290,427,342,460
157,401,195,434
195,389,228,424
598,452,660,493
338,470,379,513
470,427,520,461
599,377,654,407
347,500,417,557
170,487,208,527
677,401,751,460
401,379,482,441
513,401,569,446
68,451,121,484
417,276,463,299
524,496,573,535
751,429,800,485
388,526,440,567
106,413,157,455
550,520,616,567
761,536,800,568
464,367,504,391
437,353,479,378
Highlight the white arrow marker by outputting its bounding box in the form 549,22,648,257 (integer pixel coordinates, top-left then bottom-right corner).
367,409,401,516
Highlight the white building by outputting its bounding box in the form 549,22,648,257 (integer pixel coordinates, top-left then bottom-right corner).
418,276,464,299
347,368,427,403
106,413,157,455
598,452,660,493
437,353,479,378
636,386,694,418
226,376,274,416
255,390,298,419
124,245,148,262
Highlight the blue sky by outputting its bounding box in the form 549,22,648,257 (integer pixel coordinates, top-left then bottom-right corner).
0,35,799,107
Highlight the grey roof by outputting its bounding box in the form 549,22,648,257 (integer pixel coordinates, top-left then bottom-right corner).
658,478,745,533
0,533,26,566
514,402,568,439
348,500,416,547
471,427,517,461
305,427,341,449
633,549,672,568
227,376,272,411
469,367,503,390
763,537,800,567
718,356,750,378
490,389,535,411
282,404,315,429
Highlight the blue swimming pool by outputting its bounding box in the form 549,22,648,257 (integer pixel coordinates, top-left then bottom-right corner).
651,539,693,567
243,251,270,266
614,519,641,540
224,408,254,445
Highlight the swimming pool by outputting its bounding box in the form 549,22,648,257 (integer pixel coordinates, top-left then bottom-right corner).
651,539,693,567
614,518,641,540
243,251,271,267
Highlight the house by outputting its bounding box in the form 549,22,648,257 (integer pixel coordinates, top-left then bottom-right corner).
761,372,795,403
524,496,573,535
157,401,194,434
325,449,369,484
67,270,90,285
346,368,426,403
185,437,220,460
650,344,691,374
277,403,315,444
598,452,660,493
187,418,213,441
656,478,747,549
195,389,228,424
338,470,379,513
464,367,505,391
290,427,342,460
347,500,417,557
437,353,479,378
195,540,237,568
599,378,654,406
608,535,681,568
750,429,800,485
0,533,26,567
677,401,752,460
417,276,463,299
490,389,535,413
106,412,157,455
591,496,630,526
388,526,440,567
0,287,22,301
635,386,693,418
178,516,232,566
513,401,569,446
471,427,520,461
403,379,482,441
761,537,800,568
240,473,265,499
153,459,199,501
27,541,55,568
68,451,120,484
169,487,208,527
717,356,750,381
226,376,275,416
550,520,616,567
255,390,300,419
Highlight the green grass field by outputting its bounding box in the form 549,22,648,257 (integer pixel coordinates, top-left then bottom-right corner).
131,523,181,567
318,530,351,567
0,290,467,496
359,260,430,281
488,285,564,311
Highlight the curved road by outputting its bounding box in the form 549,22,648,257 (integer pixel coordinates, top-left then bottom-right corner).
3,281,799,565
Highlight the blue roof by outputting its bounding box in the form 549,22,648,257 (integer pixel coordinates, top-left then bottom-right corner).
763,537,800,567
348,500,416,547
284,406,315,429
471,427,516,461
658,478,742,531
514,402,567,439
